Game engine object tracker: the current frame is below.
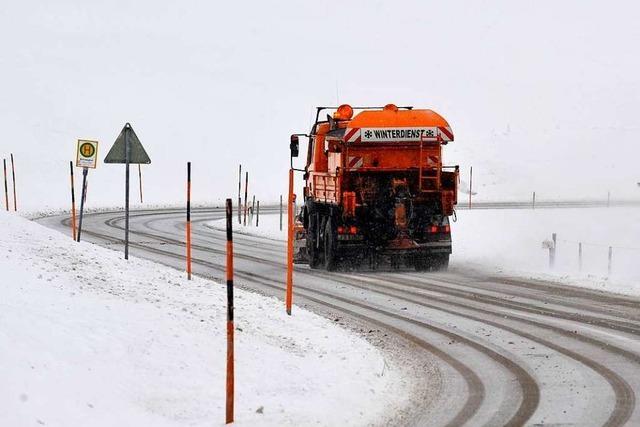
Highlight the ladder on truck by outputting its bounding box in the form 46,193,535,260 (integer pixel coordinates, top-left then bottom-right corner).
418,135,441,193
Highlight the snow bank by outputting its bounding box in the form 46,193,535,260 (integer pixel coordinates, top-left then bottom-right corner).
0,211,407,426
209,207,640,296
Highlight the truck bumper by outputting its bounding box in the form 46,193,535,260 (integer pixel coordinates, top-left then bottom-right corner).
339,240,452,255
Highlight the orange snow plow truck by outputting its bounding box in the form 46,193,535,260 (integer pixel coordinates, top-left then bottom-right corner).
290,104,459,271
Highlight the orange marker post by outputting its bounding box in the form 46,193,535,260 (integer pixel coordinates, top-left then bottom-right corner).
186,162,192,280
2,159,8,211
237,164,242,224
10,154,16,211
285,168,294,315
69,161,77,240
225,198,235,424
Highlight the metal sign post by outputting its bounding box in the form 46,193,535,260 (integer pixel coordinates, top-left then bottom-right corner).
104,123,151,260
124,128,130,259
75,139,99,242
138,164,143,203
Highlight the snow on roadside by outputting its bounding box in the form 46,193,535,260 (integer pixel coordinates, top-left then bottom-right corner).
453,207,640,296
208,207,640,296
0,211,409,427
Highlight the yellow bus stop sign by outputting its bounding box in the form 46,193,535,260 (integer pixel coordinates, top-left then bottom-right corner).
76,139,99,168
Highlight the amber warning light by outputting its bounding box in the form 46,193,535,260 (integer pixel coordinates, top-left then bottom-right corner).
333,104,354,120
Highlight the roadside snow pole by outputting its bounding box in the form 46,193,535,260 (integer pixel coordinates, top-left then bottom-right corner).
243,171,248,226
237,164,242,224
251,195,255,226
225,198,235,424
550,233,557,269
286,168,294,315
186,162,192,280
468,166,473,209
69,161,77,240
256,200,260,227
280,194,283,231
607,191,611,208
3,159,8,211
76,167,88,242
578,242,583,272
10,154,16,211
138,164,143,204
608,246,613,276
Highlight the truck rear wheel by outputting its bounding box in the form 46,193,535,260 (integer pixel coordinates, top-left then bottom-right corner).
414,255,430,272
433,254,450,271
324,219,337,271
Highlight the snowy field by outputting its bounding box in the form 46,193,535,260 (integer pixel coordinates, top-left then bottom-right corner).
211,206,640,296
0,211,410,427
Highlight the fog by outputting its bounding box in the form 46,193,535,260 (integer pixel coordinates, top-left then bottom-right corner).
1,1,638,210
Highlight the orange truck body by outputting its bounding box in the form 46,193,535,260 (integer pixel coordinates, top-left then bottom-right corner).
295,104,458,271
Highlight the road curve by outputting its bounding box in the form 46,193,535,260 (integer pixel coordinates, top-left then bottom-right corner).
36,207,640,426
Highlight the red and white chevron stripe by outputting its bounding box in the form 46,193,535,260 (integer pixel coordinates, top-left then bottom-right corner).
348,156,363,169
438,126,454,141
344,128,361,143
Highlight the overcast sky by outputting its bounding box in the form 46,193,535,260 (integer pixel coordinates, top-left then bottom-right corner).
1,1,638,210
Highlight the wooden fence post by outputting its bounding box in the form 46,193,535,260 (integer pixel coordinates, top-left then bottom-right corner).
578,242,582,272
550,233,557,269
468,166,473,209
532,191,536,209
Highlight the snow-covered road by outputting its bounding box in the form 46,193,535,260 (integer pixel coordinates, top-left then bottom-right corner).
37,208,640,426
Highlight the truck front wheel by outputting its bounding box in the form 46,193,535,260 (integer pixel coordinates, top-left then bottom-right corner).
307,213,321,269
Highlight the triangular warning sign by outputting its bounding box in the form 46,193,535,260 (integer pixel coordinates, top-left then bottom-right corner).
104,123,151,164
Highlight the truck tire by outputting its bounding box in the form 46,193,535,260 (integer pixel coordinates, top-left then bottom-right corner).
324,218,337,271
433,254,450,271
414,255,430,272
307,213,321,269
